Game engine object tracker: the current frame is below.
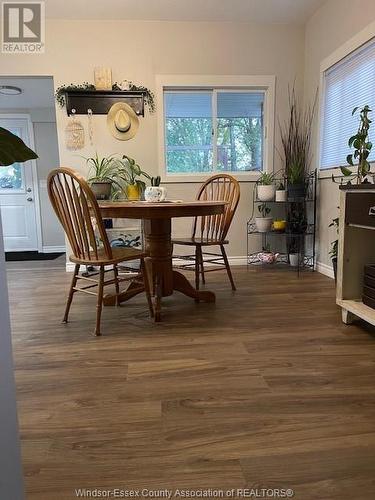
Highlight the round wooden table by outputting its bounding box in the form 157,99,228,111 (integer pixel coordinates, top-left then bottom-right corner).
98,200,226,321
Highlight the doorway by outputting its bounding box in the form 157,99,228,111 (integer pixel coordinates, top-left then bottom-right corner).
0,76,64,256
0,115,40,251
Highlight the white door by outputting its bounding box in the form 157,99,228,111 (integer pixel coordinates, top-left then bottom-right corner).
0,116,40,251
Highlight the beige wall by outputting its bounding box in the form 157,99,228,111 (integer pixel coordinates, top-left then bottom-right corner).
0,19,305,258
304,0,375,269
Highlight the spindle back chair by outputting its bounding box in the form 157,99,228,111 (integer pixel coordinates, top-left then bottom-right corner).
48,167,153,335
173,174,240,290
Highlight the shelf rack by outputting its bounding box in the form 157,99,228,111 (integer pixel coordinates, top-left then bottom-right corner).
64,90,146,116
247,171,317,274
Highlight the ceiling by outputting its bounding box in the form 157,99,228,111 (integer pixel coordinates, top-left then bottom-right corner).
45,0,327,24
0,77,55,110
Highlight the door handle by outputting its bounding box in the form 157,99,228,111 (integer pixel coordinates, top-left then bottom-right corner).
26,197,33,202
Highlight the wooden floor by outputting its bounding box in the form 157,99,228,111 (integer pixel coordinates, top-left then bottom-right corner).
7,260,375,500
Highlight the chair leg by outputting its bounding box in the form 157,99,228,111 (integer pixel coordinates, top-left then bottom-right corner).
198,245,205,284
113,264,120,306
94,266,105,336
62,264,80,323
141,258,154,318
220,244,236,291
195,245,200,290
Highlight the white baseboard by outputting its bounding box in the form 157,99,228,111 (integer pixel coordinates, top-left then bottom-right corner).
66,255,248,272
42,245,65,253
316,261,335,279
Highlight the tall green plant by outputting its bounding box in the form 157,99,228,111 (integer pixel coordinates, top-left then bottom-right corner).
339,105,373,184
279,86,317,185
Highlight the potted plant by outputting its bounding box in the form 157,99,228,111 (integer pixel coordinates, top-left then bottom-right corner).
287,161,306,199
255,203,272,232
257,171,275,201
334,105,373,185
287,237,300,267
85,153,122,200
275,181,287,202
121,155,150,200
329,215,339,282
279,86,316,200
144,176,167,202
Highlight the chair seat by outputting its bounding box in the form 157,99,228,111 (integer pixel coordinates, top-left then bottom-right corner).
70,246,147,266
172,237,228,246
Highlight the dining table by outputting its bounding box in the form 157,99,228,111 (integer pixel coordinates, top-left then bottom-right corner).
98,199,227,321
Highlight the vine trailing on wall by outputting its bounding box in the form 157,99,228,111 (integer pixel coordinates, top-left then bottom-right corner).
55,81,156,113
112,81,155,113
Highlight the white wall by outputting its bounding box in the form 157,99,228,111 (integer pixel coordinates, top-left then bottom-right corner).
304,0,375,270
0,19,305,258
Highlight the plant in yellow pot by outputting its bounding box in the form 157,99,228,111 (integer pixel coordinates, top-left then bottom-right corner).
121,155,150,200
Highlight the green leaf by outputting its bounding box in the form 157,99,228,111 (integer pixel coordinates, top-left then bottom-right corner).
352,106,359,116
0,127,38,166
348,135,357,147
367,142,373,150
341,165,352,176
346,155,354,166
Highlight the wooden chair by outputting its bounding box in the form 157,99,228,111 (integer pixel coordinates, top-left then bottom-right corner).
172,174,240,291
47,167,153,336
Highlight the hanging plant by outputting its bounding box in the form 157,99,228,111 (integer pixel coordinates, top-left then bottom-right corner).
55,82,96,108
112,81,155,113
55,80,156,114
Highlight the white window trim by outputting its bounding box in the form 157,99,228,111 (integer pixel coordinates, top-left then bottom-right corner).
156,74,275,183
317,20,375,179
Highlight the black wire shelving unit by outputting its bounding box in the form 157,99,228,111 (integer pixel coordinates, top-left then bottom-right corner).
247,171,317,275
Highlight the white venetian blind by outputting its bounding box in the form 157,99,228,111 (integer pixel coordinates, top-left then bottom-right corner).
321,37,375,169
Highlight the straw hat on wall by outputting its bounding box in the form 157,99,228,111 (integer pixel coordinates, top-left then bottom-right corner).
107,102,139,141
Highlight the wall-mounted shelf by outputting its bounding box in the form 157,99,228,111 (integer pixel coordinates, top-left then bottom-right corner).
65,90,146,117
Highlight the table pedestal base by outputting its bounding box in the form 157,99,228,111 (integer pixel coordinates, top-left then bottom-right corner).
103,218,215,321
103,270,215,322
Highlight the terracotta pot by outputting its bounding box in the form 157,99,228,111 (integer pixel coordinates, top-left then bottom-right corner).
90,181,112,200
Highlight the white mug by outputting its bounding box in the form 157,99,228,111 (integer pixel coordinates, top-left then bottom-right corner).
144,186,166,202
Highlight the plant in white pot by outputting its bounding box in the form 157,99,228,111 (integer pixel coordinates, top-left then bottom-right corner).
144,176,167,202
255,203,272,233
275,180,287,202
257,172,275,201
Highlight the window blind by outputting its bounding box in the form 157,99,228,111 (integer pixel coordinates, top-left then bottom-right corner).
321,37,375,169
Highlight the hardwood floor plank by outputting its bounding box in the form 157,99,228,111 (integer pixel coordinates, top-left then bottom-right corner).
6,263,375,499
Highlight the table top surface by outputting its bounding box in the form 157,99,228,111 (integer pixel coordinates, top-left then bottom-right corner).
98,200,227,219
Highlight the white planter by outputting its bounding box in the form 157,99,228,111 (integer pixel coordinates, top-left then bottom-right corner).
255,217,273,233
275,189,287,202
257,185,275,202
289,253,300,267
144,186,166,202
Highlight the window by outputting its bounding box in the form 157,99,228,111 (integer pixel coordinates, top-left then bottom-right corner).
164,89,265,175
320,37,375,170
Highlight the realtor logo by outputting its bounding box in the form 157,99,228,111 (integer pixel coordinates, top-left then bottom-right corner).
2,2,45,53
